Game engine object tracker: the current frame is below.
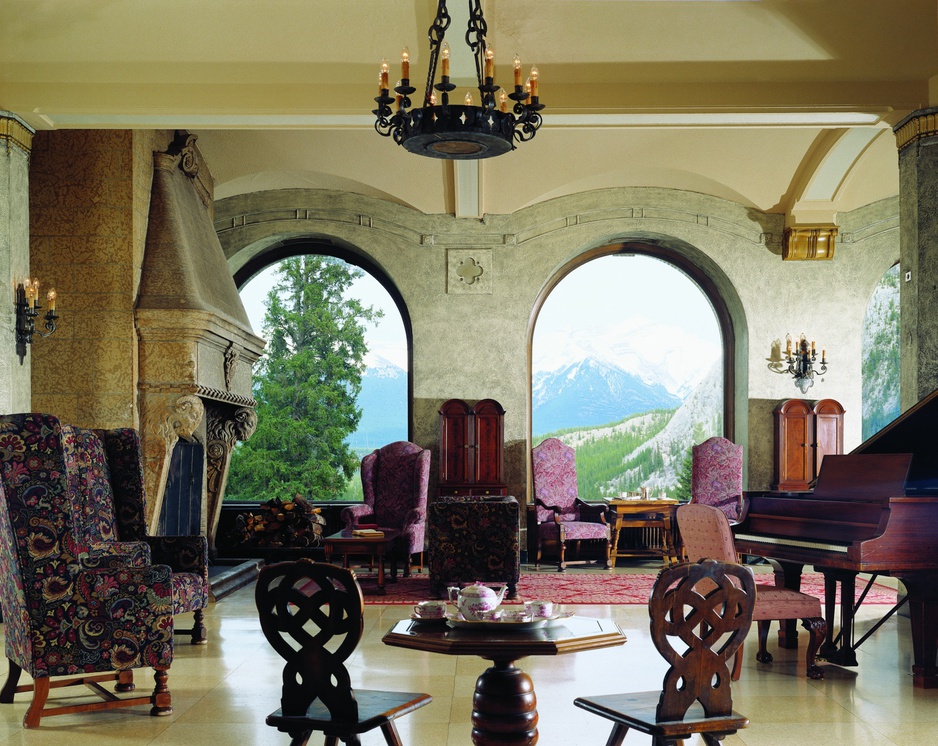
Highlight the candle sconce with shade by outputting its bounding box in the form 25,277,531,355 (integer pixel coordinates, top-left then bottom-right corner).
784,333,827,394
14,278,58,364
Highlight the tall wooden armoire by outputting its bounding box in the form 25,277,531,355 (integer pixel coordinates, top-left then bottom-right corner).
438,398,507,496
774,398,845,491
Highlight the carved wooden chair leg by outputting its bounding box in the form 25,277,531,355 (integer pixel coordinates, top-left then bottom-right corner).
558,538,567,572
379,720,405,745
802,617,827,679
191,608,208,645
731,643,745,681
0,659,22,703
604,538,612,569
115,669,135,692
755,620,774,663
23,678,50,728
150,668,173,716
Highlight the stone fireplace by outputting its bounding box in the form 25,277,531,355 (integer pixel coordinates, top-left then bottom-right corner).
136,132,264,551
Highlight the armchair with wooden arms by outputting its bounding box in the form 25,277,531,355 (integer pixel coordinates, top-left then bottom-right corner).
531,437,611,571
0,413,174,728
341,441,430,577
60,423,209,644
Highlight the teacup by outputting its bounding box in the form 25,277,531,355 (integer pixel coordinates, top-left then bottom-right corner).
480,609,503,621
502,609,532,622
413,601,446,619
525,600,554,618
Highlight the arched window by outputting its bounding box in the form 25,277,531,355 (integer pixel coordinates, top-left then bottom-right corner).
234,253,408,502
861,263,900,438
532,251,725,500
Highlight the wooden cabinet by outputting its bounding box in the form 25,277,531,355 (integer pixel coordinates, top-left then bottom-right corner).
774,398,845,491
438,398,507,496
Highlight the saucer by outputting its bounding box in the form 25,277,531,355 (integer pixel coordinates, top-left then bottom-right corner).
410,613,448,624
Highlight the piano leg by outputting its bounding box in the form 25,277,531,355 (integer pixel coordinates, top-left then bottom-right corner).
898,574,938,689
772,560,804,649
818,569,859,666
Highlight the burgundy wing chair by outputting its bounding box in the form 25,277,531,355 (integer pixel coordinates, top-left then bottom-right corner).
0,413,174,728
341,441,430,576
691,436,744,522
677,503,826,680
531,437,611,572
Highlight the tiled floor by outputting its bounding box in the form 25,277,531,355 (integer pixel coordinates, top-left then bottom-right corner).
1,562,936,745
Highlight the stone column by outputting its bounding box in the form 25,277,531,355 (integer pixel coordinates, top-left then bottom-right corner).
0,112,34,413
895,108,938,408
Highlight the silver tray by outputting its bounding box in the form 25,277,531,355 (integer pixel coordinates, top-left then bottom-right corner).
445,611,574,631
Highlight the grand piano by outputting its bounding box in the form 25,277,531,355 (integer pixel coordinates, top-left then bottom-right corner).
734,388,938,688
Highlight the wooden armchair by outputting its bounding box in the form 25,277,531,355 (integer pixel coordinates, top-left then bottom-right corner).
574,559,754,746
531,438,611,571
0,413,174,728
256,559,432,745
691,436,744,522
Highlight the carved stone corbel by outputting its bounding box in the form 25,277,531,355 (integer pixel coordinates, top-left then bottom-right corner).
205,405,258,551
142,394,205,534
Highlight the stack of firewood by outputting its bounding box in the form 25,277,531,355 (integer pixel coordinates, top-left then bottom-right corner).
225,495,326,549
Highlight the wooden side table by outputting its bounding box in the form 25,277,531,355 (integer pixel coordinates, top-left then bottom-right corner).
322,529,401,595
604,498,680,566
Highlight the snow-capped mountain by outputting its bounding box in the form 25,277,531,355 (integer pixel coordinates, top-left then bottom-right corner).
350,355,407,450
533,356,682,435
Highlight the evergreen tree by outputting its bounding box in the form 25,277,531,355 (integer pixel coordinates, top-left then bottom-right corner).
674,451,693,502
226,256,382,501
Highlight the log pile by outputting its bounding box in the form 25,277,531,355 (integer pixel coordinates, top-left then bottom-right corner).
225,495,327,549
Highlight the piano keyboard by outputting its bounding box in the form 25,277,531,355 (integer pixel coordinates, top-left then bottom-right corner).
735,532,850,554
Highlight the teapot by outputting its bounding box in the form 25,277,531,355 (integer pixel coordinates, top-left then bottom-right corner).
448,583,507,621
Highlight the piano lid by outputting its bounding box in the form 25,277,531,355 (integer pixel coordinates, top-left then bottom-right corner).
851,386,938,495
812,452,912,501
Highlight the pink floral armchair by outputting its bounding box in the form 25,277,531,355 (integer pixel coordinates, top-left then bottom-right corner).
341,441,430,576
691,436,744,522
0,413,174,727
531,437,611,571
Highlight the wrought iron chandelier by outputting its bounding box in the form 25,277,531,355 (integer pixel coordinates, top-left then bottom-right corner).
373,0,545,159
785,333,828,394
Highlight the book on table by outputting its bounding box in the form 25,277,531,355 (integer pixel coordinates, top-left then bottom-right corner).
352,528,384,537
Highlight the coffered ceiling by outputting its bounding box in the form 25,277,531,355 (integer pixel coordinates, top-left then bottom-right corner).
4,1,937,218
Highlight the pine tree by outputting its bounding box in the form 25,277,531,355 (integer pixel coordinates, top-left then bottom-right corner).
226,256,382,502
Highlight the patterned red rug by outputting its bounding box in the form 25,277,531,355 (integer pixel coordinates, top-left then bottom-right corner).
357,570,898,606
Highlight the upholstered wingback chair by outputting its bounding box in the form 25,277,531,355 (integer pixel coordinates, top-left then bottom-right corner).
677,503,826,680
531,437,611,571
691,436,744,522
59,424,209,644
0,413,174,727
341,441,430,576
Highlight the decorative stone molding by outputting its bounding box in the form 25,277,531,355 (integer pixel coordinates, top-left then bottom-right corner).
142,394,205,533
224,343,239,391
782,225,838,261
205,405,258,550
894,107,938,152
0,111,34,155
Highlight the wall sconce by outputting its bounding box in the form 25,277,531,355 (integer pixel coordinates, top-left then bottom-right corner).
784,333,827,394
14,279,58,365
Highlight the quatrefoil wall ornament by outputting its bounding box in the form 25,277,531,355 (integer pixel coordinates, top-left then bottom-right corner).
457,257,484,285
447,249,493,294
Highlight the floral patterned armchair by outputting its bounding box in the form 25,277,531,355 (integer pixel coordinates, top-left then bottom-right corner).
531,437,611,571
341,441,430,576
427,495,520,599
691,436,744,522
59,423,209,644
0,413,174,728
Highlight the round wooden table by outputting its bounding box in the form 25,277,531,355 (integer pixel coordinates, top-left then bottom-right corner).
382,615,626,745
